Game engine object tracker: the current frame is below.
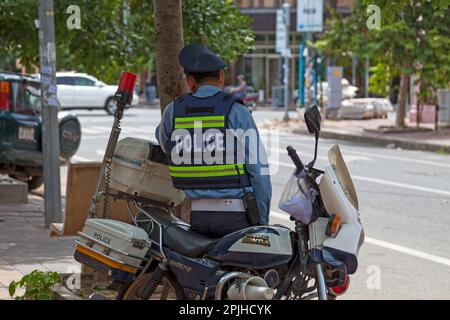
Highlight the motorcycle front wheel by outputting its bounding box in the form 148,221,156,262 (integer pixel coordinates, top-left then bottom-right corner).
121,272,185,300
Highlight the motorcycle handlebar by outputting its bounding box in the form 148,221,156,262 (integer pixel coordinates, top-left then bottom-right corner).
286,146,304,172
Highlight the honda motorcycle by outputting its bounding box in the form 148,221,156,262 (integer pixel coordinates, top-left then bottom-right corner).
122,106,363,300
74,74,364,300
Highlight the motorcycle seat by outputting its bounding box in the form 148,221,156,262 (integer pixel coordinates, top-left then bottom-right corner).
142,206,219,258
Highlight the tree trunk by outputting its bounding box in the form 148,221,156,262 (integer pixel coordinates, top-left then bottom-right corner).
396,73,410,128
153,0,187,113
416,97,421,128
153,0,190,221
434,104,439,131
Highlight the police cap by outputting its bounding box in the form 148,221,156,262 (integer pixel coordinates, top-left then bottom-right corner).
179,44,226,74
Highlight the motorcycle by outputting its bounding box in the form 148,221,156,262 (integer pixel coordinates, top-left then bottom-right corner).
74,73,364,300
224,85,258,112
110,108,363,300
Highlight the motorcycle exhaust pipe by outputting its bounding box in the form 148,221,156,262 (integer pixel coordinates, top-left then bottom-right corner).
227,276,274,300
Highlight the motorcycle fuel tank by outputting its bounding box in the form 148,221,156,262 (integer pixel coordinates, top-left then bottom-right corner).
206,226,292,269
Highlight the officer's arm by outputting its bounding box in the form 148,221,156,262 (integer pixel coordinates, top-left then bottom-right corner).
229,104,272,224
155,102,174,154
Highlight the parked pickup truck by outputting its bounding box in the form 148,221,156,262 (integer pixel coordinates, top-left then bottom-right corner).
0,71,81,190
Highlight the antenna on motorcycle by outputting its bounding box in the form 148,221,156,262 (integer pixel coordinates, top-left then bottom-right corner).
87,71,137,219
304,105,321,168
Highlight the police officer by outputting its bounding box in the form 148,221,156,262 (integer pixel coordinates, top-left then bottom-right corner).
156,44,271,238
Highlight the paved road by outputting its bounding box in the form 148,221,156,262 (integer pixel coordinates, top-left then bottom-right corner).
67,107,450,299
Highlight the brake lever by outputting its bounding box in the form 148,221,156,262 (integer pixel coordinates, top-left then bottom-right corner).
306,162,324,173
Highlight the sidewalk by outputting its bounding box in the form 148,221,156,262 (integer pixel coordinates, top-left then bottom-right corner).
265,113,450,153
0,194,79,300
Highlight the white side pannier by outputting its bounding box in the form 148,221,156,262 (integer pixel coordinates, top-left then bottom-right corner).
109,137,185,207
74,219,150,282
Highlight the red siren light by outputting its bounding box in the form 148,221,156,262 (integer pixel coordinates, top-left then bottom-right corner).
118,71,137,95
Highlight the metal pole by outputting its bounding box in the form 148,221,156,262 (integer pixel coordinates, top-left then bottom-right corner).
317,55,323,110
351,55,357,86
282,2,290,122
313,55,318,106
283,57,290,121
298,40,305,108
38,0,62,227
365,57,370,98
306,32,313,106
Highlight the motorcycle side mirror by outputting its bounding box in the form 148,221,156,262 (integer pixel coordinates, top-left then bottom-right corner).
304,105,321,135
304,105,321,168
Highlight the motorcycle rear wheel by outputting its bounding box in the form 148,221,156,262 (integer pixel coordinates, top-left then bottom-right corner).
121,272,185,300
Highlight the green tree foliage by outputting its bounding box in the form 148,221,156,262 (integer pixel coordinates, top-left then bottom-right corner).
0,0,254,83
315,2,376,62
369,1,450,97
182,0,254,63
315,0,450,126
0,0,40,69
315,2,388,96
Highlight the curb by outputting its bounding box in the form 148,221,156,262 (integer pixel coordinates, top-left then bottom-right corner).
51,273,92,300
292,128,450,153
52,285,83,300
51,273,120,300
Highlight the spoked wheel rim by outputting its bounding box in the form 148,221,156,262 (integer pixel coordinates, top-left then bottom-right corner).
122,273,181,300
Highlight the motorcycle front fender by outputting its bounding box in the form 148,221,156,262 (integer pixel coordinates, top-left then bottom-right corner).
323,223,364,274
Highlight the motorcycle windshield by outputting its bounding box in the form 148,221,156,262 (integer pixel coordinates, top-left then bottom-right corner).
327,145,359,210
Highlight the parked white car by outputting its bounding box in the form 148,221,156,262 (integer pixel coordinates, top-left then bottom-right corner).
369,98,394,118
294,79,359,108
338,98,393,120
56,72,139,115
338,99,376,119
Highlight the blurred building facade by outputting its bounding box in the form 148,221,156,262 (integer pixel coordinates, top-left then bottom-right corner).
231,0,354,102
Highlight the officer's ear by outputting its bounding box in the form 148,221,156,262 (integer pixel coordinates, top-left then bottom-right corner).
218,70,225,88
185,74,198,93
